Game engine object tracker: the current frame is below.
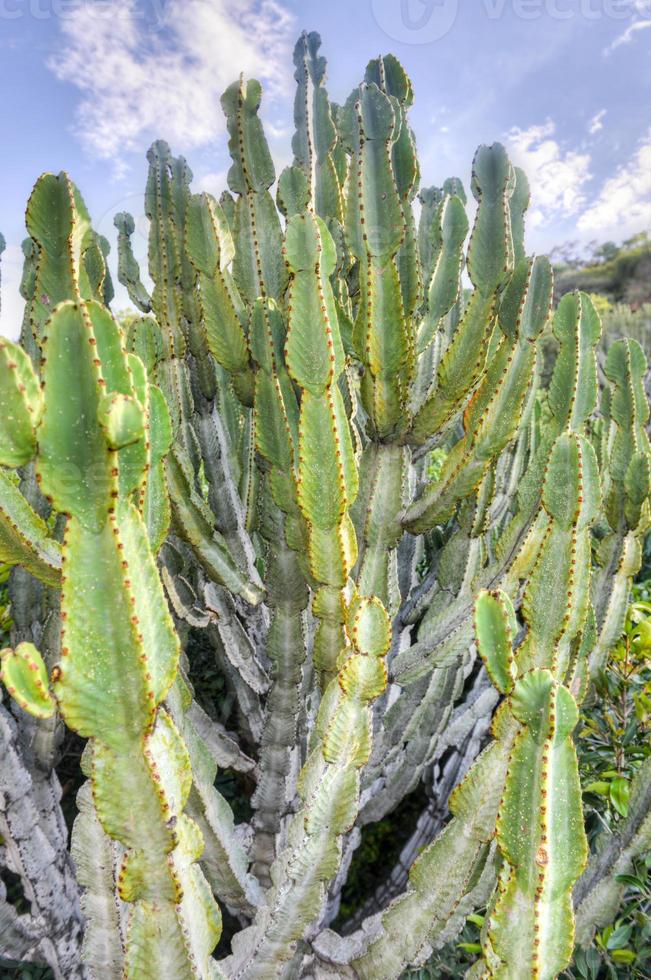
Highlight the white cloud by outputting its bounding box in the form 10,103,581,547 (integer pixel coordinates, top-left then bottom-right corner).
47,0,294,170
265,121,293,141
195,171,228,198
578,130,651,240
588,109,607,135
606,1,651,51
505,121,592,228
0,244,26,341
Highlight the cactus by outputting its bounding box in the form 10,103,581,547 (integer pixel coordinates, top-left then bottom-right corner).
1,177,223,978
1,31,649,980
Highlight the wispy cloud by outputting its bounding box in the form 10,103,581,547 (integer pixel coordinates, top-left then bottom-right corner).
605,1,651,52
588,109,607,135
505,121,592,228
578,129,651,240
47,0,294,173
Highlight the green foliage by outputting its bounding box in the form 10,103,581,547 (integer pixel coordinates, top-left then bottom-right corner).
600,303,651,362
0,563,12,647
581,584,650,829
554,233,651,308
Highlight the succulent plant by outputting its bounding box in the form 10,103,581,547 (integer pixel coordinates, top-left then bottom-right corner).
0,31,648,980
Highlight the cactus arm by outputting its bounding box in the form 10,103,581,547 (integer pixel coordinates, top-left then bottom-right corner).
365,54,423,321
15,264,224,977
496,291,603,596
284,213,345,392
351,443,409,616
184,698,256,775
166,447,264,606
213,87,320,860
17,237,42,366
466,144,514,294
217,178,317,878
365,418,599,978
518,433,600,677
134,145,262,603
404,255,552,532
194,406,261,588
342,84,404,264
283,212,358,686
407,144,514,445
474,435,598,977
590,338,650,674
395,292,603,692
408,144,516,446
341,82,412,439
0,469,61,586
291,32,344,223
95,233,114,307
139,380,172,554
1,641,55,718
417,193,468,353
348,672,498,917
417,185,444,287
113,212,152,313
144,141,186,358
224,598,392,978
166,679,264,917
509,166,530,265
221,77,287,304
217,209,394,972
486,673,586,979
473,589,517,695
549,292,600,434
409,290,495,444
184,192,253,392
277,163,311,219
589,531,643,675
0,336,42,467
346,732,511,980
202,583,269,701
249,496,309,885
24,173,93,341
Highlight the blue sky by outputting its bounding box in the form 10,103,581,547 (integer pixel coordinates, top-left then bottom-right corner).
1,0,650,337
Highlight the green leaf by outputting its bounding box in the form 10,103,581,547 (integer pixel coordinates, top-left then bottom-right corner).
606,923,633,950
609,777,630,817
614,873,646,890
467,914,485,928
610,949,637,964
583,781,610,796
457,943,482,954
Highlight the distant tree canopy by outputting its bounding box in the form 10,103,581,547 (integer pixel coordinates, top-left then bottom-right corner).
552,231,651,308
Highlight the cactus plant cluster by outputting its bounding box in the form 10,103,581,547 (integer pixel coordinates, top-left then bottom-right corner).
0,32,649,980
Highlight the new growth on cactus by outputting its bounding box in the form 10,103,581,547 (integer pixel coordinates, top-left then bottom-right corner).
0,30,649,980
